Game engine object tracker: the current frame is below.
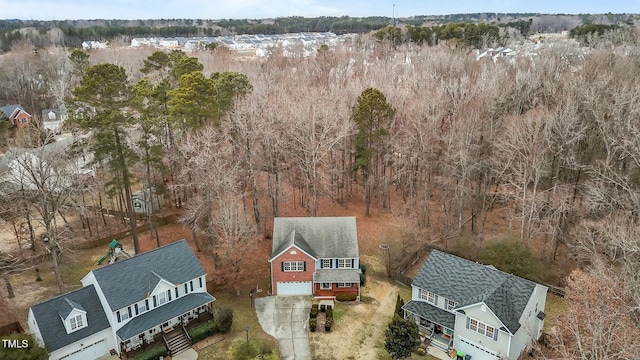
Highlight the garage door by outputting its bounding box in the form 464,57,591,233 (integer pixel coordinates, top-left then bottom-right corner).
457,337,498,360
277,281,312,295
59,338,109,360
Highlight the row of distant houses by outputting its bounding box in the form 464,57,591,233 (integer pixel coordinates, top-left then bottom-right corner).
1,104,67,133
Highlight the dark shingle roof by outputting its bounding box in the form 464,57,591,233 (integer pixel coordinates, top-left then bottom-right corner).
402,300,456,329
91,240,206,310
29,284,110,352
313,269,360,283
271,217,358,260
412,250,537,333
116,292,215,340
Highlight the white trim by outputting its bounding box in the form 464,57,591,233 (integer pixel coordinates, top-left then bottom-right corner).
468,317,496,339
420,289,436,304
283,261,305,272
320,283,332,290
457,302,510,334
322,259,332,268
269,244,317,262
337,282,351,288
337,258,352,268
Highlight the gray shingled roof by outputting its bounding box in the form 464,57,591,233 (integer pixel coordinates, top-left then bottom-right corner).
58,298,86,319
0,104,26,118
116,292,215,340
271,217,358,260
412,250,537,333
29,284,110,352
402,300,456,330
313,269,360,283
91,240,206,310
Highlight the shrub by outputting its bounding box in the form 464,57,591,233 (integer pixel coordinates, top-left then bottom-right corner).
326,308,333,319
327,305,332,311
215,306,234,333
478,236,551,282
188,321,218,343
359,263,367,274
310,308,319,318
129,344,168,360
320,304,326,312
325,316,333,332
336,293,358,302
229,338,275,360
309,318,317,332
311,304,319,310
360,273,366,286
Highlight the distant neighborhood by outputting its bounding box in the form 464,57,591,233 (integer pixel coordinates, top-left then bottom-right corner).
82,31,357,57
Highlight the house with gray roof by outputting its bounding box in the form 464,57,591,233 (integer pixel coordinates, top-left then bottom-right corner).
28,240,215,360
269,217,361,299
1,104,31,128
402,250,547,360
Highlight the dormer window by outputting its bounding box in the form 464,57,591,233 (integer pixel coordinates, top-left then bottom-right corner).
69,314,84,330
158,292,167,305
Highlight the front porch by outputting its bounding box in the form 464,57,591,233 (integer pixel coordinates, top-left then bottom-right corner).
402,300,456,352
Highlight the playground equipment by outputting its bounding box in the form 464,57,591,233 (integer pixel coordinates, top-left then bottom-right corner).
97,240,131,265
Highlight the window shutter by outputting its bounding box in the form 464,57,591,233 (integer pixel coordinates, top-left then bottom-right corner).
434,294,439,305
117,311,121,322
175,288,179,298
351,259,355,268
153,296,157,307
168,289,172,301
303,262,307,271
145,299,149,309
190,281,194,291
320,260,323,269
135,304,139,315
184,283,188,293
281,262,284,271
128,307,132,318
493,329,498,341
466,317,470,329
199,278,203,288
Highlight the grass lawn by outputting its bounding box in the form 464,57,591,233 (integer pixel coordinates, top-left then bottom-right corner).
197,291,277,360
544,293,567,332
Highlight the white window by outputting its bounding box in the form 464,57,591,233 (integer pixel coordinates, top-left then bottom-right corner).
158,292,167,305
322,259,332,268
320,283,332,289
337,282,351,288
338,259,351,268
120,310,129,321
69,314,84,331
139,302,147,313
446,299,457,311
283,261,305,272
468,318,496,339
420,289,436,304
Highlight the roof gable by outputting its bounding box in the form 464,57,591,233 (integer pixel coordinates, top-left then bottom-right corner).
271,217,358,260
0,104,28,119
90,239,205,310
29,284,109,352
413,250,537,333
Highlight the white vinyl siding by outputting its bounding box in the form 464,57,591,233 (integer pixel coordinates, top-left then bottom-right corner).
467,318,497,340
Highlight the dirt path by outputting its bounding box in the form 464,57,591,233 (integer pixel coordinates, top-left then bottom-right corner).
309,278,399,360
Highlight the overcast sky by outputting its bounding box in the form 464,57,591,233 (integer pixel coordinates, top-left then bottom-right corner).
1,0,639,21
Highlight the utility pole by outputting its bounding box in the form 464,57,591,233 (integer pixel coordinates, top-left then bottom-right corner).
393,4,396,26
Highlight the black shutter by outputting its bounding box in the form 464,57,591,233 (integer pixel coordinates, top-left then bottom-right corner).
117,311,121,322
281,262,285,271
190,281,194,291
128,307,132,318
153,296,157,307
320,260,323,269
168,289,172,301
199,278,203,288
145,299,149,310
303,262,306,271
175,287,179,298
352,259,355,268
184,283,188,293
135,304,139,315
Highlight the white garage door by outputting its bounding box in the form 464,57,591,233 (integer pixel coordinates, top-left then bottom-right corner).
60,338,109,360
457,337,498,360
277,281,312,295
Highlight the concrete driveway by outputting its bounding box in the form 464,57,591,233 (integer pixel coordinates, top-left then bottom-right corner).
255,296,312,360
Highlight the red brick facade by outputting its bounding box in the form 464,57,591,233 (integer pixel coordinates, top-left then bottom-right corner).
12,112,31,128
314,282,360,298
271,246,316,295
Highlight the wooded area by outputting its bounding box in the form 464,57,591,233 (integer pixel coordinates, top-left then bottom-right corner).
1,24,640,357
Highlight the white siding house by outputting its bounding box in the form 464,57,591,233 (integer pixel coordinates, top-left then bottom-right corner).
29,240,215,359
403,250,548,360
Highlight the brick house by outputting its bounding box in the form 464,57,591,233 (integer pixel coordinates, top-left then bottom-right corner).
269,217,360,299
1,104,31,128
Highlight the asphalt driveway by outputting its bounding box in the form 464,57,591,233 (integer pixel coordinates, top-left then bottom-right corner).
255,295,312,360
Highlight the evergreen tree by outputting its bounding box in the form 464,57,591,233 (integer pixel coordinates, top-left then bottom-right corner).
384,315,420,359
